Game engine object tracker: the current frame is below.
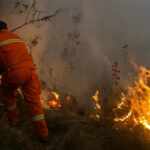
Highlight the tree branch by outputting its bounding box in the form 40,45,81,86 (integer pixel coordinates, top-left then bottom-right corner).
11,8,62,32
25,0,36,22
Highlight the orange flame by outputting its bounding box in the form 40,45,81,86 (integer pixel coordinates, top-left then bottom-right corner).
114,66,150,130
47,91,62,109
91,90,102,120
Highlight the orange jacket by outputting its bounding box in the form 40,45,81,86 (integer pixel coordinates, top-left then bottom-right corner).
0,29,34,73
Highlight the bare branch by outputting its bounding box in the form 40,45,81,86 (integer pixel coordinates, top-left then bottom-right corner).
25,0,36,22
11,8,62,32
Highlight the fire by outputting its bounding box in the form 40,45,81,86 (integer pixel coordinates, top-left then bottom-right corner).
48,100,61,109
90,90,102,120
114,66,150,130
51,91,60,100
47,91,62,109
114,110,132,122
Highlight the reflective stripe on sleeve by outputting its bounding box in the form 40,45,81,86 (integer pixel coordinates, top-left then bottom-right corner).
32,114,45,122
0,39,24,47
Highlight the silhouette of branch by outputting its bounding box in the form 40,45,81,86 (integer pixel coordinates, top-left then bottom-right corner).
25,0,36,22
11,8,62,32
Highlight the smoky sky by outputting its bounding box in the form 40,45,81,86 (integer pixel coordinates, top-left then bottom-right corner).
0,0,150,101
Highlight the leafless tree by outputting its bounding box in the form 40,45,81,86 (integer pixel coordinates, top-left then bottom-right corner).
10,0,63,50
11,0,62,32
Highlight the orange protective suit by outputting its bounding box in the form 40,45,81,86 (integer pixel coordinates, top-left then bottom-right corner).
0,29,48,139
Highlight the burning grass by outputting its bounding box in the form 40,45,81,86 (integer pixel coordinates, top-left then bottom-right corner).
114,66,150,133
1,65,150,149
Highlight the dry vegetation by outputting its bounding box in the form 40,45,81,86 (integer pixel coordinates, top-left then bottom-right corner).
0,98,149,150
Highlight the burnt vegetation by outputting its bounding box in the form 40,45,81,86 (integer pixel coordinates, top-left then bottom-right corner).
0,91,149,150
1,0,150,150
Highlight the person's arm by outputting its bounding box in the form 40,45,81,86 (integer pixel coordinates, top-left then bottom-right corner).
0,48,5,74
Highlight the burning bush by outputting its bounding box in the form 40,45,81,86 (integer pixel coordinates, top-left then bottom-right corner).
114,66,150,130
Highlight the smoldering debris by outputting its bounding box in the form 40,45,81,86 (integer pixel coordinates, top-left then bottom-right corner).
1,0,150,149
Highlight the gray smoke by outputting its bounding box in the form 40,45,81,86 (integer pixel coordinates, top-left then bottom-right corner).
0,0,150,102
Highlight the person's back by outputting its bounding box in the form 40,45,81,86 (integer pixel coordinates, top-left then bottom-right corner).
0,29,34,72
0,20,49,142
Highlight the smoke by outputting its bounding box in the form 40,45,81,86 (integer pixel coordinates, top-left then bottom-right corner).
0,0,150,102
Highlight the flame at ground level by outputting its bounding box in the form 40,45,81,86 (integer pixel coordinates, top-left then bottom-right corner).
47,91,62,109
40,65,150,131
114,66,150,130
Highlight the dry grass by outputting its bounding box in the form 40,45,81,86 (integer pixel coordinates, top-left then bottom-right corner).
0,105,149,150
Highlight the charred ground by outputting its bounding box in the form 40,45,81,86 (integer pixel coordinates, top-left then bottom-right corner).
0,104,149,150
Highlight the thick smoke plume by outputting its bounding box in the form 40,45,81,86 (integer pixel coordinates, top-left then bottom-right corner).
0,0,150,103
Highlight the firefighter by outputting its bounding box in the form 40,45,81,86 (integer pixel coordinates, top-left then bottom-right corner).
0,20,48,142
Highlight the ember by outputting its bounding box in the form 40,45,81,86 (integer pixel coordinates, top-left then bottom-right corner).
48,100,61,109
47,91,62,109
